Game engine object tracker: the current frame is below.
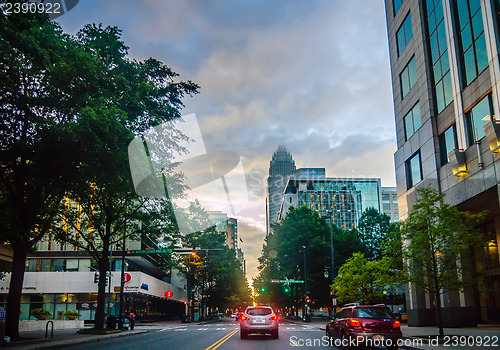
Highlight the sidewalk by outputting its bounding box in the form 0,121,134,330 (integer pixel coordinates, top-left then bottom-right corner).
286,317,500,350
6,318,218,349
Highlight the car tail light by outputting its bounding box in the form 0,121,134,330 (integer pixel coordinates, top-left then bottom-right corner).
240,315,247,321
393,320,400,328
350,319,361,328
270,315,278,321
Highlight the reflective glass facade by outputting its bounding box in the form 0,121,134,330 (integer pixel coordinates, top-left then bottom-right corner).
467,94,493,142
404,101,422,140
400,56,417,98
394,0,404,15
456,0,488,86
406,151,422,188
439,124,457,165
397,13,413,56
426,0,453,113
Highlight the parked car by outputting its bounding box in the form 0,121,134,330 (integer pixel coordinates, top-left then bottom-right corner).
326,304,402,349
240,306,278,339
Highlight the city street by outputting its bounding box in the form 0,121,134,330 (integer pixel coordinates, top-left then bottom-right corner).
57,319,340,350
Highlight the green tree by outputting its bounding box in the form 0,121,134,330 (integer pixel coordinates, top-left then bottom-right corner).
401,187,487,336
358,208,396,261
333,252,394,304
0,11,98,338
53,23,198,330
0,13,198,335
180,228,252,316
256,206,331,310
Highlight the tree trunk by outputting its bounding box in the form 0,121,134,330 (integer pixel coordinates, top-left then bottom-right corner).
434,280,444,337
94,249,109,330
6,244,28,340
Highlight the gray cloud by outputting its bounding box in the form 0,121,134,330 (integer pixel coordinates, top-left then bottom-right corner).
57,0,396,279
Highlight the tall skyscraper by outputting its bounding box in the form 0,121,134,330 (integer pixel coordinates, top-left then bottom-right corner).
266,146,296,234
385,0,500,326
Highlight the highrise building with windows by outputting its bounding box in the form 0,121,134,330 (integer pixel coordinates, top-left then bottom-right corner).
381,187,400,222
385,0,500,326
278,177,383,230
266,146,296,234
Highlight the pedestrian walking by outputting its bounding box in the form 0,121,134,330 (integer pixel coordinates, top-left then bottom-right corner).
0,306,6,346
129,311,135,330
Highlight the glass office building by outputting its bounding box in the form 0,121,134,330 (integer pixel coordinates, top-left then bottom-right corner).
385,0,500,326
278,177,383,230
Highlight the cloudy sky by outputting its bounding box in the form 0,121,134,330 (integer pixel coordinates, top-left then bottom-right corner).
57,0,396,281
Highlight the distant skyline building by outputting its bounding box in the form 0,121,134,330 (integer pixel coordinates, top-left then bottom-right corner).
381,187,399,222
207,211,244,271
385,0,500,326
278,175,383,230
266,146,296,234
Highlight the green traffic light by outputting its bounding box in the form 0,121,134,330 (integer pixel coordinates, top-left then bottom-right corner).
260,287,266,292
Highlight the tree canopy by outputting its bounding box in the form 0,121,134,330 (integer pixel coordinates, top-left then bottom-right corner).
401,186,487,336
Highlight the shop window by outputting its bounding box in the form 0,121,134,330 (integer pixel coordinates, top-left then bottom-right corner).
40,259,51,272
53,259,65,272
66,259,79,272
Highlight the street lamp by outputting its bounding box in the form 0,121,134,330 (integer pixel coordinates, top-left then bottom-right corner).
326,209,336,315
302,245,309,322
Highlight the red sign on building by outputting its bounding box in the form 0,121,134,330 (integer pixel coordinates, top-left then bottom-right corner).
123,272,131,284
165,290,173,298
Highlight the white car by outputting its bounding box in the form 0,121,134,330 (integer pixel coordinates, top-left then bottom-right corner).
240,306,278,339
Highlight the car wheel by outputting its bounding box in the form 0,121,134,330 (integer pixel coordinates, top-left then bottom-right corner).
272,330,278,339
240,330,247,339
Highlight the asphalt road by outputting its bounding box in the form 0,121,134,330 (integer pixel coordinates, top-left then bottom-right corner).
58,318,343,350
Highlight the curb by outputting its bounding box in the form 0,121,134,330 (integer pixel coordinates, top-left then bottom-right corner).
9,329,149,349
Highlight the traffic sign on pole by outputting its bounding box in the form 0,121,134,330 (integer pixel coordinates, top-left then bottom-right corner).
126,248,173,255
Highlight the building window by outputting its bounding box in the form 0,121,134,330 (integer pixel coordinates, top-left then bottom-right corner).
439,124,458,165
406,151,422,188
404,102,422,140
455,0,488,86
426,0,453,113
400,56,417,98
397,13,413,56
394,0,404,15
466,94,494,142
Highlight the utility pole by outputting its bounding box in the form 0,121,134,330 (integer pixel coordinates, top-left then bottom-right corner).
302,245,308,321
119,232,126,326
327,209,336,315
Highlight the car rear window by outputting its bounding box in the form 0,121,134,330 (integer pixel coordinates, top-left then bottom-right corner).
353,308,392,319
246,308,272,316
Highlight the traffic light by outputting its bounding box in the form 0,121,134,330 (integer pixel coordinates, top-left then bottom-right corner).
94,272,99,283
260,287,266,292
204,255,210,269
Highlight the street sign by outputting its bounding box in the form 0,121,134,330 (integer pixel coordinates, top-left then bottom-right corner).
126,248,173,255
332,298,337,306
269,279,304,284
123,272,131,284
